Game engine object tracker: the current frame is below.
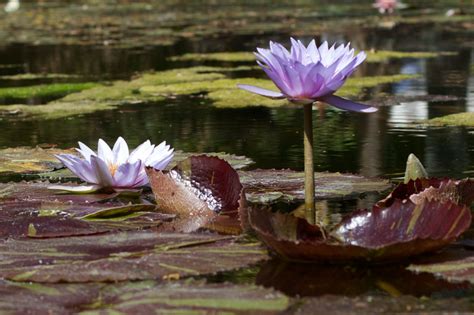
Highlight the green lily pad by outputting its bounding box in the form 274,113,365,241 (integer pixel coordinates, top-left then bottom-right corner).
0,280,289,314
0,147,75,177
0,230,268,283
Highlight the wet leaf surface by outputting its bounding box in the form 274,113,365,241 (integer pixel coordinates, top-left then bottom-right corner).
239,169,392,202
248,178,473,262
0,181,169,238
0,280,288,314
408,249,474,284
0,230,268,283
147,155,245,233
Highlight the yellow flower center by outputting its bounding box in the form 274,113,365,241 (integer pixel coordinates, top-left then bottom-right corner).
108,163,118,176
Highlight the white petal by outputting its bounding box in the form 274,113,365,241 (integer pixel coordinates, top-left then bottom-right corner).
77,141,96,161
129,140,153,163
97,138,114,164
112,136,129,165
90,155,114,187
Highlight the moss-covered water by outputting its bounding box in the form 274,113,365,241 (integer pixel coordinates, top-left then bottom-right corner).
0,0,473,311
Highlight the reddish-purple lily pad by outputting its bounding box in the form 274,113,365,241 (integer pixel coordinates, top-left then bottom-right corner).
408,250,474,284
0,182,167,239
0,280,288,314
0,230,268,283
248,179,473,262
147,155,245,233
239,169,392,203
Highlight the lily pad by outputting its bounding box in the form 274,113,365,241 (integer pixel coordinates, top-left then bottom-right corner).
147,155,245,233
0,280,289,314
239,169,392,203
0,181,168,238
0,147,75,177
248,178,473,262
408,251,474,284
0,230,268,283
0,147,253,180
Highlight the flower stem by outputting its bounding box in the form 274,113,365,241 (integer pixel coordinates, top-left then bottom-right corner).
304,103,315,224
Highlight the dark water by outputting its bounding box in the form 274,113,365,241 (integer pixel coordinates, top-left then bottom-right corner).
0,2,473,300
1,27,473,179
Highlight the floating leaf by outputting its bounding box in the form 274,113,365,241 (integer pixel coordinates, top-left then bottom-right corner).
80,204,157,221
0,231,268,283
0,280,288,314
239,169,392,203
0,147,74,177
0,182,166,238
248,178,473,262
147,155,245,233
408,251,474,284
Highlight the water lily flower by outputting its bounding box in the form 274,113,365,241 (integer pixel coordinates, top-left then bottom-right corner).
50,137,174,193
238,38,378,224
373,0,405,14
238,38,377,113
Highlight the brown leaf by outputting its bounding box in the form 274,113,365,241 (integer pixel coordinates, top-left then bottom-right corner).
147,155,244,233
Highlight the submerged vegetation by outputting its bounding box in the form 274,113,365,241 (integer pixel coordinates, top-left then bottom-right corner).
0,65,417,119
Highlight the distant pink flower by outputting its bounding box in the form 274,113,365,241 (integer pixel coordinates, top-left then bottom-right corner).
51,137,174,192
373,0,404,14
238,38,377,113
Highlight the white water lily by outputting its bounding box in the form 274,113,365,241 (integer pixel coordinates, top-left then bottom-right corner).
50,137,174,192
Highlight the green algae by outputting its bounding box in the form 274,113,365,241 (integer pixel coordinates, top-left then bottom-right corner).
0,73,82,81
170,50,452,64
0,65,417,120
424,112,474,127
0,83,98,104
366,50,455,62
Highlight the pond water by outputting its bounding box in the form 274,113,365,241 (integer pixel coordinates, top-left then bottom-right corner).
1,21,473,180
0,0,473,303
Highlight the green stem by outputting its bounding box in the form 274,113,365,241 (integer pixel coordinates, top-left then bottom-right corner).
304,103,315,224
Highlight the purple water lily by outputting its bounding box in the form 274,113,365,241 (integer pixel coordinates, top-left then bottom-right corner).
238,38,377,113
50,137,174,193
